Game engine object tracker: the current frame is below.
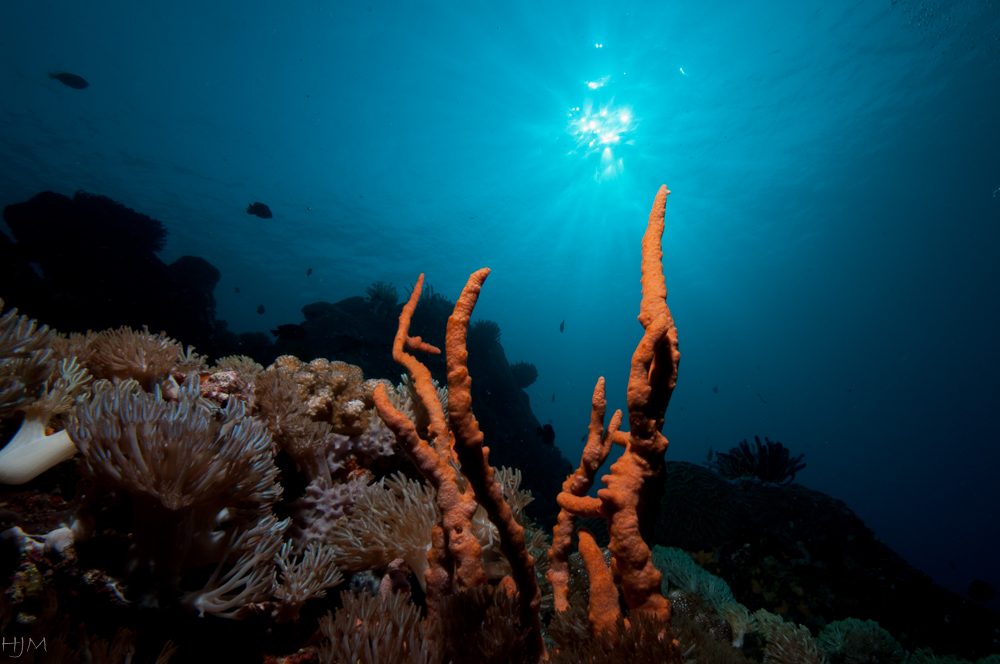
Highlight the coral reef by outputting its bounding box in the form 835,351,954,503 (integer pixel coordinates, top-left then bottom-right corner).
276,293,572,525
0,184,998,664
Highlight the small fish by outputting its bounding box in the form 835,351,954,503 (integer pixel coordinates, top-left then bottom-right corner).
559,319,565,333
580,433,587,443
270,323,307,340
247,202,272,218
306,267,313,277
234,287,240,293
49,72,89,89
536,424,555,446
551,393,555,403
257,304,265,314
713,386,718,393
968,579,996,602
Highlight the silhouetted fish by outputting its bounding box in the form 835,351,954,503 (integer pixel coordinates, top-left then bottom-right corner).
551,393,555,403
713,386,718,393
969,579,996,601
49,72,89,89
235,287,240,293
247,202,272,218
559,319,565,333
257,304,265,314
537,424,555,446
270,323,307,340
306,267,313,277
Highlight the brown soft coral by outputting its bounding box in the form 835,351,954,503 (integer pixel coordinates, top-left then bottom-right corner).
0,299,54,419
56,325,204,392
68,376,285,613
0,300,92,484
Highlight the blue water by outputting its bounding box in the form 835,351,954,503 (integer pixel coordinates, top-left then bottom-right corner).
2,0,998,612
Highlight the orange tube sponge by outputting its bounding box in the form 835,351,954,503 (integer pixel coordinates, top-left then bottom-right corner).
445,267,545,663
547,377,620,612
578,529,621,642
597,184,678,621
552,185,678,632
372,274,484,596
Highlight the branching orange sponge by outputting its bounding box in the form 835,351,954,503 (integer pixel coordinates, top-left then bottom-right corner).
372,274,485,603
547,377,619,612
554,184,679,626
373,271,545,662
445,268,545,663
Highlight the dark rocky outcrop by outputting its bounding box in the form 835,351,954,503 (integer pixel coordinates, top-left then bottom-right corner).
646,462,1000,659
0,190,244,359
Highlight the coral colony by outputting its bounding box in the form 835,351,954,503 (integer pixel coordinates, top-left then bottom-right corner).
1,187,998,663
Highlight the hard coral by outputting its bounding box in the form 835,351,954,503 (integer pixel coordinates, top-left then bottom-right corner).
653,461,750,551
271,355,372,436
254,359,398,486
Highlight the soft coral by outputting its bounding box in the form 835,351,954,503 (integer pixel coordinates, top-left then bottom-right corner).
0,301,91,484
